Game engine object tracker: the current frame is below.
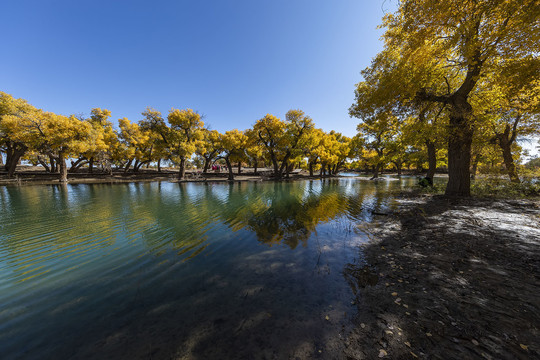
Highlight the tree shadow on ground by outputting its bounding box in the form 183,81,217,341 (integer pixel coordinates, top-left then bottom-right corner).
344,196,540,359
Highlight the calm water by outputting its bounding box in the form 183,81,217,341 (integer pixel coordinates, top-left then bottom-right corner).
0,178,414,359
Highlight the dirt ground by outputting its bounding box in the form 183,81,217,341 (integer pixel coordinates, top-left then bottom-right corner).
0,166,324,185
344,194,540,359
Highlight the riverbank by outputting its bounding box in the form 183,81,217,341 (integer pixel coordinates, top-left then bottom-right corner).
0,166,306,185
0,166,392,186
345,193,540,359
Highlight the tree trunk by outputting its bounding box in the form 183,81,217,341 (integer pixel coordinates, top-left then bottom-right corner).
445,104,473,196
58,151,68,182
6,145,27,178
157,158,161,173
309,162,314,177
69,157,87,173
319,165,324,178
203,157,211,173
499,139,520,183
237,162,241,175
271,155,280,179
0,152,3,166
371,163,380,179
225,157,234,181
394,162,402,177
134,160,149,172
49,155,58,173
124,159,132,173
426,140,437,182
178,157,186,180
494,120,521,183
285,162,292,179
471,154,480,180
88,157,94,173
37,156,50,172
253,158,258,175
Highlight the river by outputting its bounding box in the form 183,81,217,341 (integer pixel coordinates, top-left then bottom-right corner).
0,177,415,359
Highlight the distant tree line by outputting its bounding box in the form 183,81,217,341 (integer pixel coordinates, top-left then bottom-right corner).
0,93,358,182
1,87,538,185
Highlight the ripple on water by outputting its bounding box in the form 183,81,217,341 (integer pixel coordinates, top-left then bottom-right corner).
0,178,417,359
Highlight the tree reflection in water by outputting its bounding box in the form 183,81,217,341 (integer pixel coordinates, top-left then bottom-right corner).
0,177,419,360
135,178,396,254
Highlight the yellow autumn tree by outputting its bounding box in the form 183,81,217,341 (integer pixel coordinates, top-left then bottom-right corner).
352,0,539,195
32,113,92,182
0,92,41,177
167,108,205,179
196,129,222,173
219,129,248,181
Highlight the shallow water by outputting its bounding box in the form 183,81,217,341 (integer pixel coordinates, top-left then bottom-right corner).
0,178,415,359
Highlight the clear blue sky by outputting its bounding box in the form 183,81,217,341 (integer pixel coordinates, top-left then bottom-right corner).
0,0,397,137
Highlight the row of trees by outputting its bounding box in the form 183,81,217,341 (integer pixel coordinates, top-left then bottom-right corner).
1,87,536,185
0,92,358,182
350,0,539,196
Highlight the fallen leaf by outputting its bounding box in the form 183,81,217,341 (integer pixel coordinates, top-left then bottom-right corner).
385,330,393,335
391,292,398,296
378,349,387,357
472,339,479,346
426,332,432,337
403,304,409,308
406,312,411,316
520,344,528,350
404,341,411,347
360,323,366,328
410,351,418,358
325,315,330,321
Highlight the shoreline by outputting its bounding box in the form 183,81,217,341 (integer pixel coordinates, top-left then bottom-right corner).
344,193,540,359
0,167,420,186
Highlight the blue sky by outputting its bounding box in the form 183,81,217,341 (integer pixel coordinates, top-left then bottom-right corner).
1,0,396,137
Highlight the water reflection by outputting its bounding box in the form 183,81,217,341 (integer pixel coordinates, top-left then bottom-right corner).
0,178,417,359
0,179,413,283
